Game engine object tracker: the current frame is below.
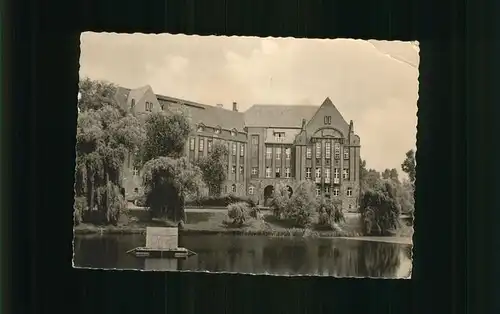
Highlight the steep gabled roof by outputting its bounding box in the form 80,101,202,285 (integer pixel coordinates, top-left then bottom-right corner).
244,105,318,128
156,94,246,132
114,86,131,111
305,97,350,136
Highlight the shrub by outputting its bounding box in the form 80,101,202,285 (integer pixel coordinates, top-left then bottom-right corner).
73,196,87,225
269,182,292,219
317,199,345,229
186,194,256,207
359,179,401,236
227,202,250,226
285,181,317,228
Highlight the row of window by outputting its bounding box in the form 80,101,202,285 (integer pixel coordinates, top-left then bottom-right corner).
250,167,351,179
197,125,238,137
245,185,353,197
265,147,292,160
189,138,245,156
306,142,349,159
315,186,353,197
306,167,349,179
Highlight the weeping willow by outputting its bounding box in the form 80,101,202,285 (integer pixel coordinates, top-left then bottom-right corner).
74,105,145,225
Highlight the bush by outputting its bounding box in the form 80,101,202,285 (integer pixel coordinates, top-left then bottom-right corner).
186,194,256,207
227,202,250,226
286,181,317,228
269,183,292,219
73,196,87,225
359,180,401,236
317,199,345,229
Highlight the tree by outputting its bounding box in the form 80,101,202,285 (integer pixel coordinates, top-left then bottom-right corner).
363,169,381,190
138,110,198,223
360,158,368,182
401,149,416,184
269,182,292,219
286,181,318,228
139,110,192,164
359,179,401,236
78,78,123,113
142,157,204,222
382,168,400,183
74,104,145,224
197,143,228,196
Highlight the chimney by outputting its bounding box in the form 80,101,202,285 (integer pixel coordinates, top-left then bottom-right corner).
216,103,223,108
232,102,238,112
349,120,354,132
301,118,307,130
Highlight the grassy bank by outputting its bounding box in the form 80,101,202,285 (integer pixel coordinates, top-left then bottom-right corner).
74,209,413,239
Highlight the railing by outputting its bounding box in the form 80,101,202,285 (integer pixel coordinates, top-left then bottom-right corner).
315,177,321,183
333,178,340,184
325,177,331,184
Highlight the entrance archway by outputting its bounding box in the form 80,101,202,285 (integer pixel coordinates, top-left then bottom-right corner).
264,185,275,207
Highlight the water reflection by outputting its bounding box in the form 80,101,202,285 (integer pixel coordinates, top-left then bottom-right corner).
73,234,412,277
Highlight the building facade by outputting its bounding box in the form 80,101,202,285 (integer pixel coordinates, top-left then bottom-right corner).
115,85,361,212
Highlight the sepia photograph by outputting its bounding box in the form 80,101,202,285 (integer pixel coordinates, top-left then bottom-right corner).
73,32,418,278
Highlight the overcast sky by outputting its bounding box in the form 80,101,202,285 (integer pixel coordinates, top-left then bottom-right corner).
80,32,419,174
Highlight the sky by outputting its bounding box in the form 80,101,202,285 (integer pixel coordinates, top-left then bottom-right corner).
79,32,419,174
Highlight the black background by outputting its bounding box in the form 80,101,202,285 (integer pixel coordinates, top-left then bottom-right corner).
3,0,497,313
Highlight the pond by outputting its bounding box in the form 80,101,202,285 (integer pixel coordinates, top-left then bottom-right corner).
73,234,412,278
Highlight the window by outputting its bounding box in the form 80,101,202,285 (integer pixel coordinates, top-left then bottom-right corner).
160,103,165,110
324,116,332,125
240,144,245,156
315,168,321,178
306,167,312,179
133,167,139,176
344,148,349,159
333,188,339,196
348,204,352,210
334,142,341,159
276,147,281,160
334,168,340,179
325,186,330,194
189,138,195,151
224,185,228,194
207,140,213,153
232,143,237,156
343,169,349,179
274,132,285,142
315,142,322,158
251,167,258,175
131,99,136,109
239,166,244,174
249,186,255,195
347,188,353,197
197,125,204,132
199,138,204,152
266,147,272,159
325,142,331,159
231,166,236,174
285,148,291,160
306,147,312,159
265,167,271,178
325,159,331,166
231,184,237,193
316,187,321,197
275,168,281,178
231,130,237,137
215,128,221,134
325,168,331,179
285,167,291,178
145,101,153,112
251,135,259,145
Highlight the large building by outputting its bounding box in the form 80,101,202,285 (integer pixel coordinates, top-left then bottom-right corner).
115,85,361,212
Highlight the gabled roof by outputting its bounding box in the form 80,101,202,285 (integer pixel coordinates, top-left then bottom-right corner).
244,105,318,128
306,97,350,136
156,94,246,132
114,87,131,111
